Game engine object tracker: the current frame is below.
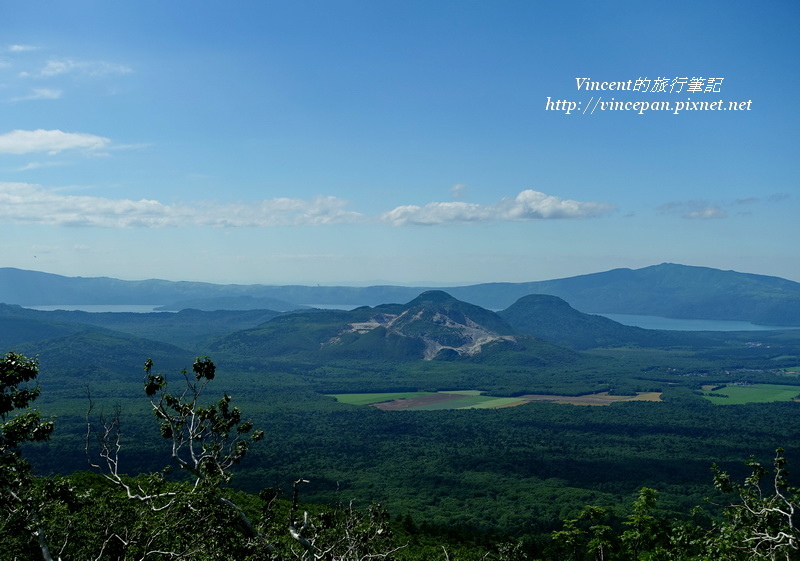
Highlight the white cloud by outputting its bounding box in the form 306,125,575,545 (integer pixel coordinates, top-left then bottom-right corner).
381,189,615,226
11,87,62,101
31,244,60,254
658,201,727,219
34,58,132,77
16,160,68,172
382,201,493,226
0,129,110,154
0,182,364,228
198,196,365,227
686,206,726,219
450,183,467,199
0,183,613,229
498,190,615,220
8,45,38,52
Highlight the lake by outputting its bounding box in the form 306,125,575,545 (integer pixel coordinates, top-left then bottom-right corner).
22,305,798,331
26,305,168,313
599,313,799,331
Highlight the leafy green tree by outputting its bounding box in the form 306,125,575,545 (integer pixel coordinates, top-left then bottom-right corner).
0,352,55,560
85,357,274,559
710,448,799,560
620,487,667,560
86,357,403,560
552,505,614,561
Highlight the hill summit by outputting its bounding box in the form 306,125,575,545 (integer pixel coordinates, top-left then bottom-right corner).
498,294,688,349
210,291,523,362
345,290,516,360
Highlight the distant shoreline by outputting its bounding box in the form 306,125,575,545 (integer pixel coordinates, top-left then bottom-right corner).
599,313,800,332
18,304,800,331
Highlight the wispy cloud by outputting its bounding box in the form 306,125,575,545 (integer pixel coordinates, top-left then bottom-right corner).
206,196,365,227
10,87,62,101
0,183,364,228
658,194,788,220
25,58,132,78
767,193,790,203
7,45,38,52
0,183,614,229
382,201,492,226
686,206,727,219
3,49,133,101
382,189,616,226
658,201,727,219
30,244,60,254
16,160,68,172
450,183,467,199
0,129,110,155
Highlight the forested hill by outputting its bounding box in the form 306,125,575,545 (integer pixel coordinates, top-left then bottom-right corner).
2,263,800,325
493,263,800,326
498,294,693,350
206,290,572,364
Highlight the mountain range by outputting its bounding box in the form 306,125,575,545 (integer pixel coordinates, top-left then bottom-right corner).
0,285,750,376
208,290,535,362
2,263,800,325
3,281,799,405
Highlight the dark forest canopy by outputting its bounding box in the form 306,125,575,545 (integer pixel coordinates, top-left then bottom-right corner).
4,351,800,560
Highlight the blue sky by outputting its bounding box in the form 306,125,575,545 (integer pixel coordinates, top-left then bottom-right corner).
0,1,797,285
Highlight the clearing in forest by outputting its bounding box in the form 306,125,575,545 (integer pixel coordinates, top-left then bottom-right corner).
517,392,662,406
328,390,661,410
700,383,800,405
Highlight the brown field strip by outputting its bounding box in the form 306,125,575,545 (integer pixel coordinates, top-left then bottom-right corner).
367,391,662,410
517,391,662,406
371,393,468,410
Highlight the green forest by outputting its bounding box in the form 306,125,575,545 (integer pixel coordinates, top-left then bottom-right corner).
2,293,800,559
5,351,800,560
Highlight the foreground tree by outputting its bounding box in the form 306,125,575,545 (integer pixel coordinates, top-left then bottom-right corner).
548,453,800,561
0,352,55,560
551,505,614,561
85,357,273,559
710,448,799,561
85,357,401,560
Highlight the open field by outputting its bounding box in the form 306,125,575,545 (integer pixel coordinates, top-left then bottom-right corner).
701,383,800,405
378,394,529,410
328,390,662,410
517,391,662,406
327,392,433,406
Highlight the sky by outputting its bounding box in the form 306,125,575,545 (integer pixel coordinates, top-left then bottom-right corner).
0,0,797,286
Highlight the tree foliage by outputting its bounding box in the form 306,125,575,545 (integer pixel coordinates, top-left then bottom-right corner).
711,448,799,560
1,352,57,560
4,348,800,560
22,354,399,560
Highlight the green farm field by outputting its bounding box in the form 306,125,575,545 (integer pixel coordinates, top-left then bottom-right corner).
325,391,434,406
327,390,522,410
328,390,660,410
409,395,525,410
702,383,800,405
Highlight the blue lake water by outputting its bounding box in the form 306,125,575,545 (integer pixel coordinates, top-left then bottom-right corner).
26,305,167,313
599,314,799,331
304,304,362,310
21,305,799,331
